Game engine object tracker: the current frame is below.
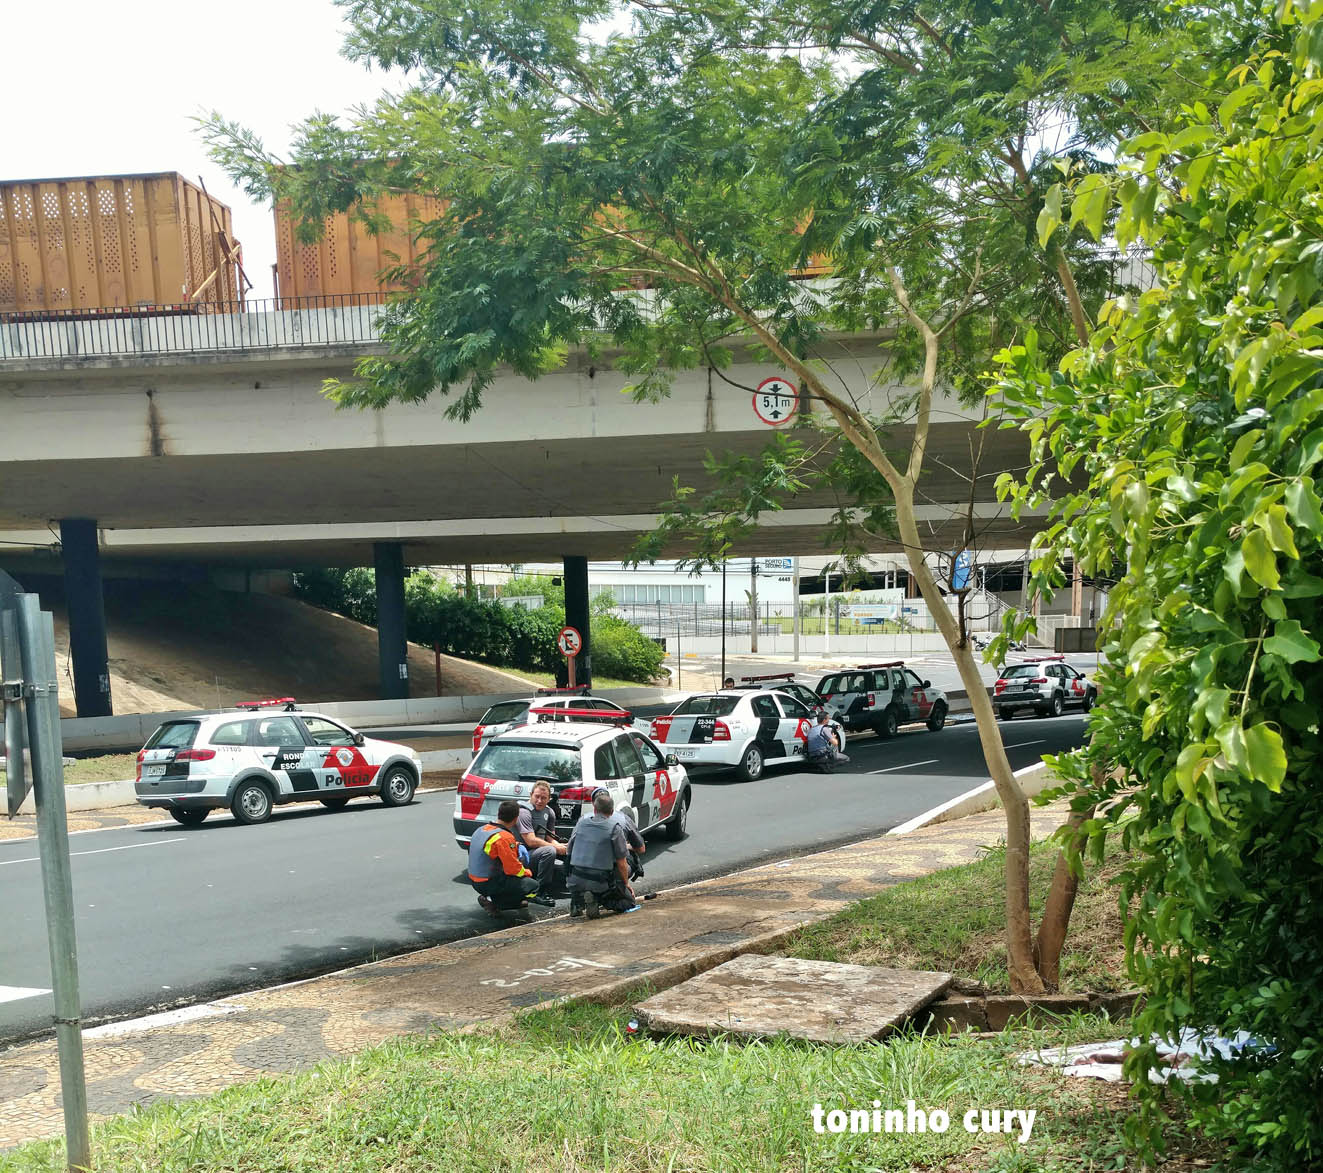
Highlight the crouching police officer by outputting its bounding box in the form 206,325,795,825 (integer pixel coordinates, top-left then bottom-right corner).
566,790,637,918
468,800,555,915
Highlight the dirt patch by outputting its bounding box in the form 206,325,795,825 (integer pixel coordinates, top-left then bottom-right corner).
29,580,536,716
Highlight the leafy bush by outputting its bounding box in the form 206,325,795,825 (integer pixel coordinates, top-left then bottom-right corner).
995,7,1323,1165
291,568,660,682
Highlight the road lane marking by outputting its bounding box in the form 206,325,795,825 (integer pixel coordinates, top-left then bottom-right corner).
886,760,1050,836
0,837,186,866
0,985,51,1004
868,759,940,774
1004,740,1047,749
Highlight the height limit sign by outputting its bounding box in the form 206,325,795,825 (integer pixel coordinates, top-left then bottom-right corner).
753,377,799,426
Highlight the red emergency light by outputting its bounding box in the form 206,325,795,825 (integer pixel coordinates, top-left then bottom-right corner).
856,662,904,669
535,686,591,696
739,672,795,683
528,706,635,725
235,697,298,711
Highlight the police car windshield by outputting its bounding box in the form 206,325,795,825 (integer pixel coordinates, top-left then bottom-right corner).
480,701,530,724
472,742,582,782
671,695,739,716
144,721,199,750
1001,664,1044,679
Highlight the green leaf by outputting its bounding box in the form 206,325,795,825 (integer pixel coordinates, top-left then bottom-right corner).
1037,183,1063,248
1070,173,1109,241
1284,479,1323,533
1243,529,1281,590
1264,619,1321,663
1215,720,1248,771
1244,724,1287,790
1259,504,1300,558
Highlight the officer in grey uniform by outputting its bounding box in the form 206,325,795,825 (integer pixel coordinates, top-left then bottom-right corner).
566,790,635,918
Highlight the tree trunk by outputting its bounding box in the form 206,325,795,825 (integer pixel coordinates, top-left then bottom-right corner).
892,487,1046,995
1035,794,1098,988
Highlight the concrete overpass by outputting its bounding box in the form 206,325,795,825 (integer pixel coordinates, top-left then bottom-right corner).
0,299,1037,714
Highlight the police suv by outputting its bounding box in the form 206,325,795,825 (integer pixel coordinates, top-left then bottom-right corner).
454,707,692,849
134,698,423,827
470,688,645,755
815,662,949,738
650,687,823,781
993,656,1097,719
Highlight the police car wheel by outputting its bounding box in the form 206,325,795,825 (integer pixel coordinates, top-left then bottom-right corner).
738,744,764,782
665,793,690,840
1082,691,1094,713
876,708,899,739
320,796,350,810
169,807,208,827
997,707,1011,720
1048,693,1064,718
926,701,947,732
380,766,417,807
231,780,273,825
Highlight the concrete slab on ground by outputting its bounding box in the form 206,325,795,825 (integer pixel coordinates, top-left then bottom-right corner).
634,955,951,1043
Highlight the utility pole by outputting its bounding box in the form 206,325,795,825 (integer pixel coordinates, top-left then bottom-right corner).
749,558,759,654
824,567,832,658
720,560,727,685
792,556,800,663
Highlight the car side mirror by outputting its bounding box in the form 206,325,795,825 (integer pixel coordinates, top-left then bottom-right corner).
922,680,931,689
353,733,365,747
665,753,679,767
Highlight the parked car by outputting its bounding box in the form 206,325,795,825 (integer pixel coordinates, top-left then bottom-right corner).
815,662,949,737
994,656,1097,719
729,673,847,749
470,688,643,754
650,688,825,781
454,706,691,847
134,698,422,826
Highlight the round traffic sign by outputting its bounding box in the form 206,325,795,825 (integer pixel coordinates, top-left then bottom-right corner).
557,625,583,657
753,377,799,426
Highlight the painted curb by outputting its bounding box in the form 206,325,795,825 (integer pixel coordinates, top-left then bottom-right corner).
887,760,1054,836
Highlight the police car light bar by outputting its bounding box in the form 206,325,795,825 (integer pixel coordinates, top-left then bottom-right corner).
235,696,298,711
739,672,795,683
1017,655,1066,663
856,662,904,669
535,686,591,695
527,706,635,724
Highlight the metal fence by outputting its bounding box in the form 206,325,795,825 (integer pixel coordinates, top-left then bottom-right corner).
0,294,392,362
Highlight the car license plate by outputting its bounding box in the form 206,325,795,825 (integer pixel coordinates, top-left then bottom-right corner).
676,748,697,760
142,764,167,779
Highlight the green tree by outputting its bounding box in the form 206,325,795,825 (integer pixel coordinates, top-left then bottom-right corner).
206,0,1192,991
994,2,1323,1162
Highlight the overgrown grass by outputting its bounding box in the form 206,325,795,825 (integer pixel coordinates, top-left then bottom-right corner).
786,839,1129,994
2,1004,1162,1173
1,752,139,788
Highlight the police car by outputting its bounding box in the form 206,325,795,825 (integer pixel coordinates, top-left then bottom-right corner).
470,688,643,754
134,698,423,827
454,707,692,849
994,656,1097,719
649,687,825,781
732,674,847,748
814,662,949,738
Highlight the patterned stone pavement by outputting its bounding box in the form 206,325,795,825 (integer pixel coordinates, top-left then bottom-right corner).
0,800,1070,1151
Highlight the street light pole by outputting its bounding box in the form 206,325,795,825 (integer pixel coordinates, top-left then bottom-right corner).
792,556,800,663
824,568,832,658
720,559,727,685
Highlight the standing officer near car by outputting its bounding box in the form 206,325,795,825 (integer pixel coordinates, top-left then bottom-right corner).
566,791,636,917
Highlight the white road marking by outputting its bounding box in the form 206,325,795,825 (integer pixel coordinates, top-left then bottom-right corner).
0,837,186,866
1004,740,1047,749
868,759,940,774
0,985,51,1004
83,1003,247,1039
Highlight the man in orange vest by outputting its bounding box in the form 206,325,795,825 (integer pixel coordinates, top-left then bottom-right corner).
467,800,554,915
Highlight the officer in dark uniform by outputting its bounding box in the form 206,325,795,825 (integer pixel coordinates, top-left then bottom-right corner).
566,790,636,918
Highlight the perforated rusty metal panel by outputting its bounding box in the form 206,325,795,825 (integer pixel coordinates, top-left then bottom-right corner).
0,173,240,313
273,191,446,300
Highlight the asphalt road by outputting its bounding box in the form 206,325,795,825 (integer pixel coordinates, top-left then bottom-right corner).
0,713,1085,1045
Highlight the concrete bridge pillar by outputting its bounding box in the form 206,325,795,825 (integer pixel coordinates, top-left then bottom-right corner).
60,519,113,718
374,542,409,700
563,555,592,688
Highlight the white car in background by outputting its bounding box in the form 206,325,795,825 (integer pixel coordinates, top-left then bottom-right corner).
469,689,642,754
134,698,422,826
649,688,823,781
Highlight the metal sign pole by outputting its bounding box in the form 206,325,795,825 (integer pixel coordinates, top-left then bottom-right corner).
792,557,800,663
18,596,90,1171
3,609,28,818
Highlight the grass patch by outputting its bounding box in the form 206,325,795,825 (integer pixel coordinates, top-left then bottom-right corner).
1,752,139,788
2,1004,1187,1173
785,839,1129,994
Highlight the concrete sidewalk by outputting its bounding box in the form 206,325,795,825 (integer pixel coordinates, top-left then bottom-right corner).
0,799,1069,1152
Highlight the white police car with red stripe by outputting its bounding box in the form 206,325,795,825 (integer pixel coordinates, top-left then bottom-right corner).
994,656,1097,719
650,689,817,781
134,698,422,826
469,687,646,755
454,707,692,848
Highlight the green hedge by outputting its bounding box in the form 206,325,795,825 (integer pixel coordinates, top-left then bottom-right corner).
290,568,662,683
